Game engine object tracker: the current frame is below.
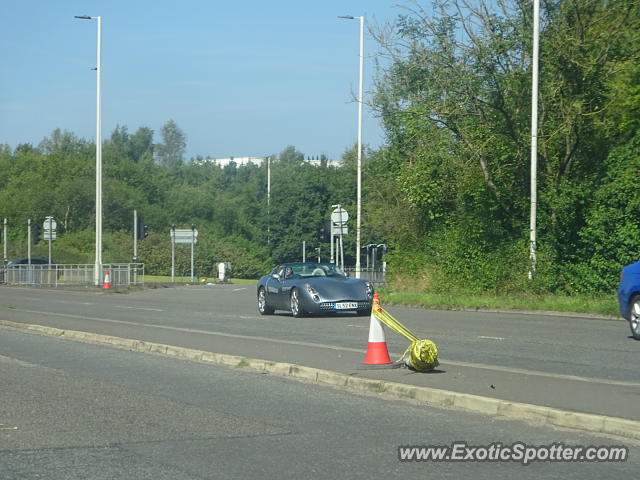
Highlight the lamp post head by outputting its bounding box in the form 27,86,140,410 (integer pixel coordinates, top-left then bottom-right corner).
74,15,92,19
338,15,355,19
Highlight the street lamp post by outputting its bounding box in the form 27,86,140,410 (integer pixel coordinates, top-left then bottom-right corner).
75,14,102,286
191,224,196,282
267,155,271,247
529,0,540,280
339,15,364,279
3,218,7,266
171,224,176,282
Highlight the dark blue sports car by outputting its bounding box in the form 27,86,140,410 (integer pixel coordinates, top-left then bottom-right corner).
257,262,373,317
618,260,640,340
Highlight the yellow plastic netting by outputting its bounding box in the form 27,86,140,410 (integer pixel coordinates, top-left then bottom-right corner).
372,301,439,372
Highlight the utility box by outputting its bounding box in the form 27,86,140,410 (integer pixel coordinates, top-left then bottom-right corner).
217,262,231,282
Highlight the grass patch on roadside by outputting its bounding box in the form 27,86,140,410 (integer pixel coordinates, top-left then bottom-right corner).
376,288,619,317
225,278,258,285
236,359,250,368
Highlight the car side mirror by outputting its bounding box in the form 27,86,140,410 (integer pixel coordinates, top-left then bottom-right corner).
272,273,280,281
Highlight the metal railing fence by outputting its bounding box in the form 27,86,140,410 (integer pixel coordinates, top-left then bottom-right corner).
0,263,144,287
344,267,386,285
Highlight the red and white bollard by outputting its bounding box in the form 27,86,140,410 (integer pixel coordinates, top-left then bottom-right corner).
363,294,392,365
103,269,111,289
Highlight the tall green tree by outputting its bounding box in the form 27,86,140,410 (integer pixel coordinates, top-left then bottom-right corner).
155,120,186,168
129,127,155,163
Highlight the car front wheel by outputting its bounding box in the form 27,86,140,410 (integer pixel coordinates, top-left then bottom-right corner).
630,295,640,340
258,287,274,315
290,288,305,318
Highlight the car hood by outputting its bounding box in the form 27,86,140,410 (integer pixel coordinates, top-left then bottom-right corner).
305,277,368,300
622,260,640,275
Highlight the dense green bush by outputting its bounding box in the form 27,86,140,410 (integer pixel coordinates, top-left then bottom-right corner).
369,0,639,295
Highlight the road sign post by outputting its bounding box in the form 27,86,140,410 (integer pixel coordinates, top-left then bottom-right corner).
44,216,56,265
170,229,199,244
169,227,199,282
331,206,348,269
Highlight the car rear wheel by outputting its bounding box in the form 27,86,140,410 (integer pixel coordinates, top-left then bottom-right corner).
630,295,640,340
290,288,305,318
258,287,274,315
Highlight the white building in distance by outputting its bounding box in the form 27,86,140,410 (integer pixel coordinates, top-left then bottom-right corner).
199,156,265,168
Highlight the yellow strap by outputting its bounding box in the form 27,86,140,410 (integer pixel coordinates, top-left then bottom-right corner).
398,342,413,364
372,306,418,342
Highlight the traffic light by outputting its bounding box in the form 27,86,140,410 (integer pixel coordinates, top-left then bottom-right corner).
319,219,331,242
143,225,149,238
136,215,145,239
32,224,41,244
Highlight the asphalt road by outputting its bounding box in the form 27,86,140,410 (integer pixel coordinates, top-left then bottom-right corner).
1,327,636,480
0,284,638,420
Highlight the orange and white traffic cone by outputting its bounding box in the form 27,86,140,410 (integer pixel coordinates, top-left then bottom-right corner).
103,269,111,289
363,294,392,365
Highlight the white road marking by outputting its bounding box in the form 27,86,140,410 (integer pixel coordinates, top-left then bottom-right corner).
477,335,505,341
5,308,640,389
19,296,95,306
0,425,18,430
233,288,247,292
114,305,165,312
347,324,368,328
0,354,40,368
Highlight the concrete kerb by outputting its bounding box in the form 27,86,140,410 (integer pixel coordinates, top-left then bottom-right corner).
1,319,639,442
498,401,551,425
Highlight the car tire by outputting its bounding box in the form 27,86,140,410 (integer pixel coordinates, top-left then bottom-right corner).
630,294,640,340
290,288,305,318
258,287,274,315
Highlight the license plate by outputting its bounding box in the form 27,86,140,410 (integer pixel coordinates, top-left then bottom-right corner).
335,302,358,310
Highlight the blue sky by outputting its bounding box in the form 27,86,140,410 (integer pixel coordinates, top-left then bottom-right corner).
0,0,408,161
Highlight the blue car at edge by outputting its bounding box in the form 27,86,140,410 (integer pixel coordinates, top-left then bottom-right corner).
618,260,640,340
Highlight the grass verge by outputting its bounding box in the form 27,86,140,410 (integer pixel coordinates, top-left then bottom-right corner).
376,288,619,318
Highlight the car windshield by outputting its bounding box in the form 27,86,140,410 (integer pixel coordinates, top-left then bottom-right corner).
284,263,346,278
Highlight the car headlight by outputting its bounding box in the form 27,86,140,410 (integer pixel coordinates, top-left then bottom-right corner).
304,283,321,302
365,282,373,298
